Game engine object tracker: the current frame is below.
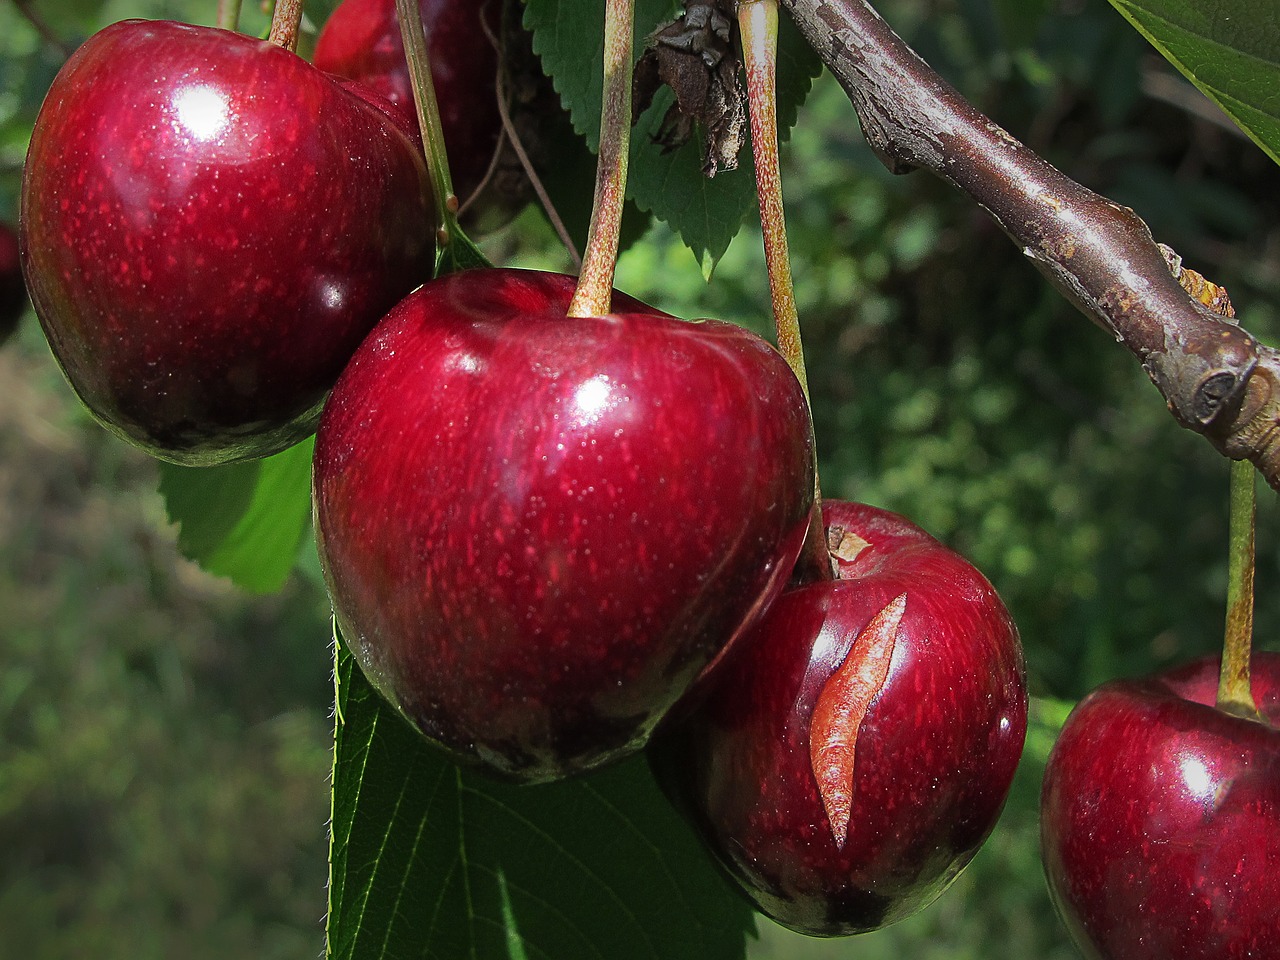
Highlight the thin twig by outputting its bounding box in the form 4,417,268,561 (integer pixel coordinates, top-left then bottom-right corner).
454,129,506,219
477,11,582,269
455,0,505,218
12,0,73,57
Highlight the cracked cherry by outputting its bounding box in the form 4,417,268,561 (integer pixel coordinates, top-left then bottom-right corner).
20,19,434,465
1041,653,1280,960
312,268,816,783
653,500,1027,936
0,223,24,344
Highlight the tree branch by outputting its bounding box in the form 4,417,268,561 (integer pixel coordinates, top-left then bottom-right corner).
779,0,1280,490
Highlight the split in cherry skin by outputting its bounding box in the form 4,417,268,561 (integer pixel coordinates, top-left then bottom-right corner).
651,500,1027,937
0,223,25,344
312,268,817,784
20,19,435,466
1041,653,1280,960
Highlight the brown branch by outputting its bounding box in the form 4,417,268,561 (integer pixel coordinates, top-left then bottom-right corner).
779,0,1280,490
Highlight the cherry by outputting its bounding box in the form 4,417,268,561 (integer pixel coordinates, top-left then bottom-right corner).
652,500,1027,936
20,19,434,465
313,0,507,216
1040,653,1280,959
311,268,816,783
0,223,25,344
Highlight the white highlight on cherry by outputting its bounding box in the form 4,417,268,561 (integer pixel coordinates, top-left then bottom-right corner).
572,375,613,426
174,85,230,142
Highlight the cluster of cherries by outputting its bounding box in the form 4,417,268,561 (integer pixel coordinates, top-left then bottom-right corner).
14,0,1275,952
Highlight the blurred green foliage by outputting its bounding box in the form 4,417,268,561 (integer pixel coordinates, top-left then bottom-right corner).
1,0,1277,956
0,334,333,959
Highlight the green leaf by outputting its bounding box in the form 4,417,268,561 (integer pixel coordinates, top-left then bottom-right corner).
158,438,313,593
627,88,759,273
1106,0,1280,165
327,638,755,960
524,0,823,270
523,0,678,155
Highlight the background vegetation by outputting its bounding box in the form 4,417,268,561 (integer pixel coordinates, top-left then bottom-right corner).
1,0,1277,956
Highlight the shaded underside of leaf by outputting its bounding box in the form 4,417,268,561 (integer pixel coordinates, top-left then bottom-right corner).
327,638,754,960
158,437,314,593
1107,0,1280,165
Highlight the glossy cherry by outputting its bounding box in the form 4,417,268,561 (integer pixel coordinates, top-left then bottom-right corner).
21,19,434,465
0,223,24,343
1041,654,1280,960
312,268,816,783
653,500,1027,936
313,0,504,212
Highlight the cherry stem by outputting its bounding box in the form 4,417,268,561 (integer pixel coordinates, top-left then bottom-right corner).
215,0,244,32
566,0,634,318
478,11,583,270
1217,458,1262,719
395,0,460,248
266,0,303,51
740,0,831,581
739,0,809,400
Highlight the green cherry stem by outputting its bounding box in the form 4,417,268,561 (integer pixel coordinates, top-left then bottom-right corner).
266,0,303,50
394,0,488,272
1217,458,1263,719
215,0,244,32
740,0,831,581
567,0,634,318
395,0,457,240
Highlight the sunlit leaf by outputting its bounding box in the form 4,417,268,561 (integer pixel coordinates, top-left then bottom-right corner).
1106,0,1280,164
158,438,313,593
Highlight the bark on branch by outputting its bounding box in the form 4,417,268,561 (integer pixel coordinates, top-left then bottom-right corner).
779,0,1280,490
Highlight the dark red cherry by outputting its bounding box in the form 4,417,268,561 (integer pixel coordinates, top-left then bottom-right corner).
1041,654,1280,960
312,268,816,783
21,19,434,464
653,500,1027,936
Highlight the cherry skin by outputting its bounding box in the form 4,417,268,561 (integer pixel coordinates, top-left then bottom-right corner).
313,0,503,213
1041,654,1280,960
0,223,25,344
20,19,434,465
312,268,816,783
652,500,1027,936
